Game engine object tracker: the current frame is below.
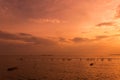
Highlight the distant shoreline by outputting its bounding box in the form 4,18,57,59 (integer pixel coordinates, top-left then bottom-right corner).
40,55,54,56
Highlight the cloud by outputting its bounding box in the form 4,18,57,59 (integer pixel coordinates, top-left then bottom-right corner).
0,31,119,55
113,34,120,36
0,30,56,46
96,22,116,27
0,0,56,24
59,37,68,42
96,3,120,28
0,30,61,55
29,18,65,24
115,4,120,19
71,36,106,43
71,34,118,43
71,37,91,43
0,0,90,26
0,0,69,24
0,37,108,55
95,35,109,40
94,34,120,40
19,33,32,36
0,39,58,55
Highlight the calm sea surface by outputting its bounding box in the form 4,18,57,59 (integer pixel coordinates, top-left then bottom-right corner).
0,55,120,80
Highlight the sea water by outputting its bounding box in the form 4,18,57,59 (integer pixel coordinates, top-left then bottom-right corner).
0,55,120,80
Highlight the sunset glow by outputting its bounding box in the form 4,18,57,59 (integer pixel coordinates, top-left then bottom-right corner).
0,0,120,55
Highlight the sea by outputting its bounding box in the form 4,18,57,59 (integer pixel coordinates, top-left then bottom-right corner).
0,55,120,80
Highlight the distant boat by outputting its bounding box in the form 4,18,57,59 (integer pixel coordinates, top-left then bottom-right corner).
90,63,94,66
67,58,72,61
7,67,18,71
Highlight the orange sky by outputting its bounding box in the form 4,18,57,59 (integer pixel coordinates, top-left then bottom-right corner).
0,0,120,56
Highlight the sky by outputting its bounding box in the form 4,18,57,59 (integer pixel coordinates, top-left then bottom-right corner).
1,0,120,56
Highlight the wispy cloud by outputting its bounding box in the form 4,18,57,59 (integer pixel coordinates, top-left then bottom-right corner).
0,30,56,46
71,37,91,43
95,35,109,40
29,18,65,24
59,37,68,42
115,4,120,19
96,22,116,27
70,34,120,43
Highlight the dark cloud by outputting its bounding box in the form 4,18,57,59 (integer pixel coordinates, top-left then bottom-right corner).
19,33,32,37
96,22,116,27
0,30,56,46
95,34,120,40
0,31,19,40
0,30,59,55
59,37,68,42
0,39,59,55
70,36,106,43
71,35,118,43
0,38,108,55
0,31,119,55
0,40,33,55
71,37,91,43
